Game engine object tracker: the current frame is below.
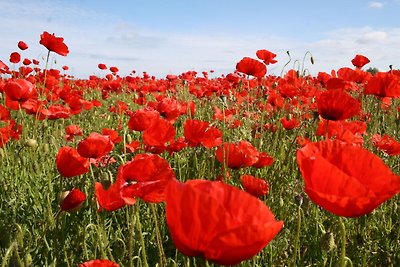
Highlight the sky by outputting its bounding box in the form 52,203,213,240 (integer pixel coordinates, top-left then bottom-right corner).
1,0,400,79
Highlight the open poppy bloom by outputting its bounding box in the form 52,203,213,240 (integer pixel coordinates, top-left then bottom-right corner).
240,174,269,198
77,132,114,158
351,54,370,68
95,177,135,212
98,63,108,70
142,117,176,147
236,57,267,79
281,116,300,130
39,31,69,56
64,124,83,141
364,72,400,97
296,139,400,217
372,134,400,156
18,41,28,50
59,188,86,212
119,153,176,203
79,259,120,267
4,78,35,102
256,49,278,65
184,119,223,148
215,141,259,169
55,146,90,177
316,89,361,121
165,179,283,265
127,108,160,132
9,52,21,64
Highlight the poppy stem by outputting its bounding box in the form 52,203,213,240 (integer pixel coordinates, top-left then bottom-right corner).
136,204,149,267
150,204,167,267
338,217,347,267
127,205,136,267
292,206,303,266
44,50,50,87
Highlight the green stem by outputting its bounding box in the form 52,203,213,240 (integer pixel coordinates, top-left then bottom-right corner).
127,205,136,267
150,204,167,267
339,217,347,267
136,204,149,267
43,50,51,87
292,207,302,266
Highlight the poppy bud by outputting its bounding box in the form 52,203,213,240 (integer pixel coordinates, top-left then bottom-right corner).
59,188,86,212
126,134,133,144
43,143,50,154
24,253,33,266
25,138,38,148
310,56,315,65
320,232,336,252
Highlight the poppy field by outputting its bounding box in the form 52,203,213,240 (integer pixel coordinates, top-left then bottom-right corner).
1,32,400,267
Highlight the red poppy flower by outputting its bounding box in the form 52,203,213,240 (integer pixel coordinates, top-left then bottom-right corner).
127,108,160,132
0,105,11,121
215,141,259,169
102,128,122,144
65,124,83,141
226,73,241,83
165,179,283,266
108,100,129,114
256,49,278,65
364,72,400,97
184,119,223,148
316,119,367,144
281,116,300,130
236,57,267,79
98,63,107,70
0,120,22,147
252,152,274,168
351,54,370,68
109,66,119,73
166,137,188,155
95,177,135,212
316,89,361,121
39,31,69,56
18,41,28,50
77,132,114,158
56,146,90,177
372,134,400,156
125,140,141,153
9,52,21,64
22,58,32,66
0,60,9,73
41,104,71,120
296,139,400,217
60,188,86,212
240,174,269,198
78,259,120,267
142,117,176,147
119,153,176,203
4,78,35,102
155,97,185,122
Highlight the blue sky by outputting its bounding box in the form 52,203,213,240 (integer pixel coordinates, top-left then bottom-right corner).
1,0,399,78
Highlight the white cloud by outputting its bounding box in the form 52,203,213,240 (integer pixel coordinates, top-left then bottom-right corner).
368,1,384,8
1,1,400,79
310,27,400,72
